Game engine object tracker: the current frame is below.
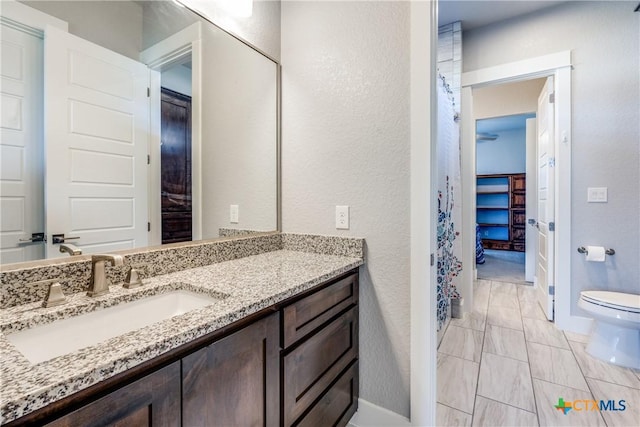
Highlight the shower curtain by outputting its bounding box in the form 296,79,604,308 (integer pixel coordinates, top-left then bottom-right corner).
436,75,462,333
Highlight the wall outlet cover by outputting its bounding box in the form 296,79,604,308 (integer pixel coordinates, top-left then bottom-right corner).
230,204,239,223
587,187,607,203
336,205,349,230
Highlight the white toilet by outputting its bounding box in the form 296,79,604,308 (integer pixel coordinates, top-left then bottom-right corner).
578,290,640,370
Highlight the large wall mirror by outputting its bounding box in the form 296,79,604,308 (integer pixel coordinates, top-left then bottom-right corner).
0,0,280,265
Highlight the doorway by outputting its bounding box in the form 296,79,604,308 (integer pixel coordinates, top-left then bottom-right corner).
159,57,193,244
460,51,573,329
475,111,536,285
160,87,192,244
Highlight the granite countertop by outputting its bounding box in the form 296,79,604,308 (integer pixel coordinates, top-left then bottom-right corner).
0,249,363,424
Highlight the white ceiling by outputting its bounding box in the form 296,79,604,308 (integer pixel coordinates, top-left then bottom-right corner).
438,0,569,30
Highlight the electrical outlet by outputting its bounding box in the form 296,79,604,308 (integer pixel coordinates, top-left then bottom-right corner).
336,205,349,230
230,205,239,223
587,187,607,203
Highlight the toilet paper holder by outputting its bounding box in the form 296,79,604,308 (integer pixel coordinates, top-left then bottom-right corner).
577,247,615,255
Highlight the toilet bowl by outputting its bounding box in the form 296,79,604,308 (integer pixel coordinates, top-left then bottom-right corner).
578,291,640,370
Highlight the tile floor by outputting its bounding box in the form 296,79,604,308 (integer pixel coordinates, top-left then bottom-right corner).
477,250,527,284
437,279,640,426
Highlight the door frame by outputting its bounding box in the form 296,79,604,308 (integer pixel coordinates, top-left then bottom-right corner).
140,23,203,246
460,51,590,334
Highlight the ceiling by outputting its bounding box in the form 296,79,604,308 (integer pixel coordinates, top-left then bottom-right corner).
438,0,568,30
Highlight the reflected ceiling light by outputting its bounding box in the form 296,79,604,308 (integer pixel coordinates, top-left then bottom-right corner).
476,132,499,141
177,0,253,18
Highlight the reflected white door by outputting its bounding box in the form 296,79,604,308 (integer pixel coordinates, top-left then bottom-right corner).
44,26,149,258
535,76,555,320
0,23,44,264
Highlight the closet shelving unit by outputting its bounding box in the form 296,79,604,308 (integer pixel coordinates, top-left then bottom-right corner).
476,173,526,252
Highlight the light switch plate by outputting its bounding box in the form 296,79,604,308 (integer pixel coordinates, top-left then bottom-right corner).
336,205,349,230
230,205,239,223
587,187,607,203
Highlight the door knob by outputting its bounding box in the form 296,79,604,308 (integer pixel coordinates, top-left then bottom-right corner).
527,219,539,229
18,232,46,243
52,234,80,244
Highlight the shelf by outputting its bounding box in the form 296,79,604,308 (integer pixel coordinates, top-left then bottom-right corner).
476,185,509,193
476,173,526,252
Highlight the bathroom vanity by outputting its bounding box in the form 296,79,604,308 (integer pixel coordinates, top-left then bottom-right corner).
0,233,363,426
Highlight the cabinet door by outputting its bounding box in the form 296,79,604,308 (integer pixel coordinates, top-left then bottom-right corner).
182,313,279,427
284,307,358,426
47,362,180,427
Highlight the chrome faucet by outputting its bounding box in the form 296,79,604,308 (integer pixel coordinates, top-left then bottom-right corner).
87,254,124,297
59,243,82,256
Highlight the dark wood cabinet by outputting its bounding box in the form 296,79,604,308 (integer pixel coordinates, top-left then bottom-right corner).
295,361,359,427
17,270,359,427
282,272,359,427
477,173,526,252
182,312,279,427
46,362,181,427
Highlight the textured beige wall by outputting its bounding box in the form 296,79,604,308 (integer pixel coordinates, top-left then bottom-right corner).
473,79,545,120
464,1,639,314
281,1,411,417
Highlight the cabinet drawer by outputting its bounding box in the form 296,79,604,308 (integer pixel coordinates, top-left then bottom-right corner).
512,227,526,240
511,174,526,191
295,362,359,427
511,193,526,208
283,272,358,348
284,307,358,426
511,210,526,226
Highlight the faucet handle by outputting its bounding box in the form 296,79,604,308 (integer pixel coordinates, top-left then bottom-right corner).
30,278,69,308
123,264,148,289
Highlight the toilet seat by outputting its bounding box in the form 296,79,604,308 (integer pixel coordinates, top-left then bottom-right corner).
580,291,640,314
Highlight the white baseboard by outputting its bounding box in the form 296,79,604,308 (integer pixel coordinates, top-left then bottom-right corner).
561,314,594,335
348,398,411,427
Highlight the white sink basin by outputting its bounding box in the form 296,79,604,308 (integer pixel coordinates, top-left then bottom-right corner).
6,290,219,364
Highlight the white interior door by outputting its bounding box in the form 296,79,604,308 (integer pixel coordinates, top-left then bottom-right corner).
0,23,45,264
524,118,537,282
535,76,555,320
44,26,149,258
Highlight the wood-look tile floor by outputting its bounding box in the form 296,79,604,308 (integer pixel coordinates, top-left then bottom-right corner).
437,279,640,427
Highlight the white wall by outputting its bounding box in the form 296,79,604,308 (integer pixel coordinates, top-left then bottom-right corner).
21,0,143,59
463,1,640,315
200,24,278,237
473,79,544,120
476,128,526,174
161,64,192,96
281,1,411,417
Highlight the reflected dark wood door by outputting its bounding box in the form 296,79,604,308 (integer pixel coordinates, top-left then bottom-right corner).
161,88,192,244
